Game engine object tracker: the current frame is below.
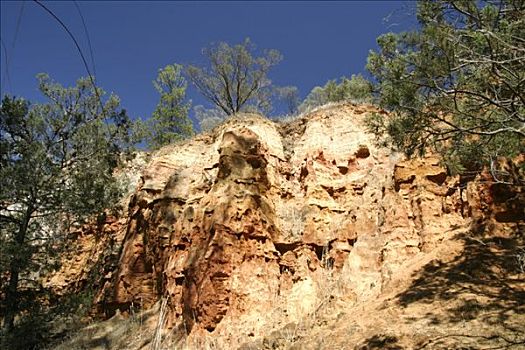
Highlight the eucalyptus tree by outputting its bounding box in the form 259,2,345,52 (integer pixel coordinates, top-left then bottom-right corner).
187,38,282,115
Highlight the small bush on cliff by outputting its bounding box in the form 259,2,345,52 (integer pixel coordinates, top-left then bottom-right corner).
193,105,227,132
298,74,374,113
0,74,134,345
366,0,524,173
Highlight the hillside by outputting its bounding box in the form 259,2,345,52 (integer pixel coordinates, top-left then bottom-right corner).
46,103,524,349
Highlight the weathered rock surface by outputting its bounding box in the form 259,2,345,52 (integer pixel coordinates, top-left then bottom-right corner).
46,103,524,349
90,104,468,336
42,215,126,299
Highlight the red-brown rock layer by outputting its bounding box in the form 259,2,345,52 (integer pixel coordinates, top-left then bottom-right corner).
97,104,468,334
45,103,523,341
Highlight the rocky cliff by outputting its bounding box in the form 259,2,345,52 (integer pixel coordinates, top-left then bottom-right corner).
49,103,524,349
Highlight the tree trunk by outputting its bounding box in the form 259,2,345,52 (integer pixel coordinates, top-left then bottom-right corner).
2,207,31,332
3,258,21,332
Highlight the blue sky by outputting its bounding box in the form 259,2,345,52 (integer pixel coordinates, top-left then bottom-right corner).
1,1,415,120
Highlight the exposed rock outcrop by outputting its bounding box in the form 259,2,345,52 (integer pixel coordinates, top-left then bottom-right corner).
93,104,468,335
45,103,524,348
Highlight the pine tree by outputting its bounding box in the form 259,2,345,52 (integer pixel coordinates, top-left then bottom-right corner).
367,0,524,172
147,64,194,149
0,74,134,337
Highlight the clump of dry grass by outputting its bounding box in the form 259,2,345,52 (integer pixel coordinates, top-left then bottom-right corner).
517,247,525,274
151,297,168,350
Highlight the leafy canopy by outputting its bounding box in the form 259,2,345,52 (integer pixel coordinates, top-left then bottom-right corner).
187,38,282,115
367,0,524,172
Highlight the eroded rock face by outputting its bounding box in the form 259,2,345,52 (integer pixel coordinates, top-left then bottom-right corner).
92,103,476,337
42,215,126,298
41,103,524,350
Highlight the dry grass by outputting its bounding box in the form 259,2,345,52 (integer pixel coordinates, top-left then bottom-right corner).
517,247,525,274
151,297,169,350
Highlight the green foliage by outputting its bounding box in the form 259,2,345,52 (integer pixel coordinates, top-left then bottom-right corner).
193,105,226,132
299,74,374,113
325,74,374,103
187,38,282,115
146,64,194,149
0,74,134,336
367,0,525,172
0,286,96,350
298,86,327,113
